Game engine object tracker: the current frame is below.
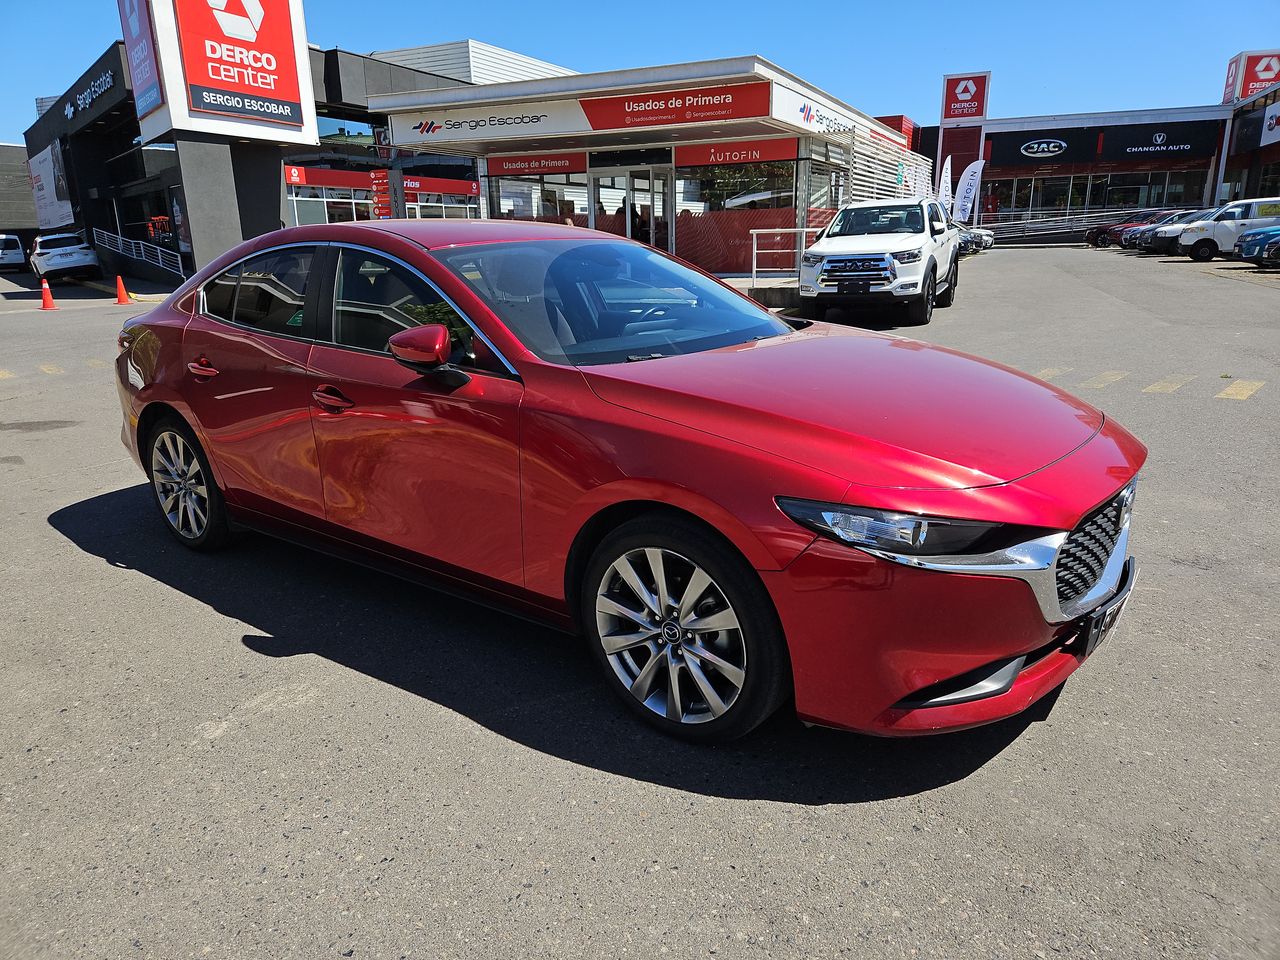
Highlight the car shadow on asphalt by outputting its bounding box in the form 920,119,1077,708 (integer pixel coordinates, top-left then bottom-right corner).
49,484,1056,805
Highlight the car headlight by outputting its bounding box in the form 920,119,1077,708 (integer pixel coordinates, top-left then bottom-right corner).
891,248,922,264
801,253,824,266
1265,240,1280,256
776,498,1013,557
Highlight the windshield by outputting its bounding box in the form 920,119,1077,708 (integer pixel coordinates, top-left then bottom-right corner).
825,204,925,237
432,240,794,366
38,236,83,251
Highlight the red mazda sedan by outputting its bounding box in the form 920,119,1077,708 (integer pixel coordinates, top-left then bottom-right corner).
115,220,1145,742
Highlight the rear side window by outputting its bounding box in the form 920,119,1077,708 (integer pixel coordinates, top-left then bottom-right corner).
228,248,314,335
1255,202,1280,217
202,267,239,322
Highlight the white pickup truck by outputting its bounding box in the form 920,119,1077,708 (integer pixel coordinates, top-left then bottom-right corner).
798,197,961,325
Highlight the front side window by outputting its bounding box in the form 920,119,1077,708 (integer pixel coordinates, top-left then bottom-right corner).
825,204,926,237
432,239,793,366
231,248,314,336
330,249,503,373
1216,206,1246,221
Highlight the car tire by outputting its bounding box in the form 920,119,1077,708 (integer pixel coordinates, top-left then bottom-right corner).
936,257,958,308
1097,235,1111,248
904,270,935,325
582,514,791,743
1189,240,1217,262
145,416,230,551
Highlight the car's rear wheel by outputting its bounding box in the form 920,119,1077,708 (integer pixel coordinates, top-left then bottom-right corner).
146,418,229,551
1189,239,1217,262
583,516,790,742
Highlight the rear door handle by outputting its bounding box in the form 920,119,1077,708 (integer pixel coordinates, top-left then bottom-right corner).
312,384,354,412
187,358,219,378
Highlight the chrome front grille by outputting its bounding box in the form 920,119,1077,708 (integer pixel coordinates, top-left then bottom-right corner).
818,254,895,285
1056,490,1128,606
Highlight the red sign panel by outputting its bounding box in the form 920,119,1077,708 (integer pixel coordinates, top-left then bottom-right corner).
402,176,480,196
173,0,303,126
674,138,798,166
580,82,771,131
284,166,371,188
1241,53,1280,99
487,152,588,176
942,74,989,122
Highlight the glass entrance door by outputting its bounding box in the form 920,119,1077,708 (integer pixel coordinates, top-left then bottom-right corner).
589,168,673,252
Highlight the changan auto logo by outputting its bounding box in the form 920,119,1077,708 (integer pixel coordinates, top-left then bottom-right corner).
208,0,265,43
954,79,977,100
1256,55,1280,82
1153,132,1166,145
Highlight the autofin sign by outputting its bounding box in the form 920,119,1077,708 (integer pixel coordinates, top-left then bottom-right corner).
953,159,985,223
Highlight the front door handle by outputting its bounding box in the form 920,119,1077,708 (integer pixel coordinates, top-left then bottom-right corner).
187,357,219,378
312,384,354,412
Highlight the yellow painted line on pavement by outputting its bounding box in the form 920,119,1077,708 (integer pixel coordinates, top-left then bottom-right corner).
0,369,12,380
1215,379,1264,400
38,364,64,375
1035,367,1072,380
1079,370,1129,389
85,358,107,368
1143,374,1197,394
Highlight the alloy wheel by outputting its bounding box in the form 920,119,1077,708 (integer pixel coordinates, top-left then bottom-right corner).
151,430,209,540
595,547,747,725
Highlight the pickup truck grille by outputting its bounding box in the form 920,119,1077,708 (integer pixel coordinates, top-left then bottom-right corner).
818,254,894,285
1056,490,1127,606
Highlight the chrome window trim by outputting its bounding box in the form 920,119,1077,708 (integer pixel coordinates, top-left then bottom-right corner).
860,479,1138,624
328,241,521,380
196,241,325,345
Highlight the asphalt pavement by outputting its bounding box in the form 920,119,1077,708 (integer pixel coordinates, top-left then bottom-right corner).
0,251,1276,959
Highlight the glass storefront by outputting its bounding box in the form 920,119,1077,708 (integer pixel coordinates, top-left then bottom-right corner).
674,161,795,273
980,170,1207,213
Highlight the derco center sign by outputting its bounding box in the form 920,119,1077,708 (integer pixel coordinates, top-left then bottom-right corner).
941,73,990,122
173,0,304,125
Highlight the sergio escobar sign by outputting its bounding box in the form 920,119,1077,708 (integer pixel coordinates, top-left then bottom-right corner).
173,0,304,126
392,82,772,145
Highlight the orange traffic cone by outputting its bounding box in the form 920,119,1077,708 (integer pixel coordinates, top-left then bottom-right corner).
40,278,58,311
115,275,131,305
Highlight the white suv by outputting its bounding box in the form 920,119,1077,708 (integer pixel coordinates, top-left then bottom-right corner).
0,235,25,272
30,232,101,282
1178,197,1280,261
798,197,960,325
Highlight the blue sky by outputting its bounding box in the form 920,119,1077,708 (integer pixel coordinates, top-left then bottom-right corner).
1,0,1273,144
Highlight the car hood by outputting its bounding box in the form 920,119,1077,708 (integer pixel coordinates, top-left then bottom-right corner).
583,325,1105,490
806,233,927,256
1240,226,1280,241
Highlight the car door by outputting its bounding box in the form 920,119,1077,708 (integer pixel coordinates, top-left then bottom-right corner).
930,203,956,274
306,244,525,586
1213,203,1251,249
181,244,327,522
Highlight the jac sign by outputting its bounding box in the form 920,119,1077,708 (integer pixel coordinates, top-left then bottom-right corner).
941,73,990,123
1222,50,1280,102
174,0,303,124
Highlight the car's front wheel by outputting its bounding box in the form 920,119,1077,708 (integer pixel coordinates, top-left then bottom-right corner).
583,516,791,742
146,417,229,550
904,270,935,325
1189,239,1217,262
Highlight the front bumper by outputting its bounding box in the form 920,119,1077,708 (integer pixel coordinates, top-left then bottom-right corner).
1145,235,1180,253
799,253,924,303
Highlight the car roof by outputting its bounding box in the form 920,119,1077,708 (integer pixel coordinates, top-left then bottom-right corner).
309,218,605,249
37,233,81,241
839,196,929,210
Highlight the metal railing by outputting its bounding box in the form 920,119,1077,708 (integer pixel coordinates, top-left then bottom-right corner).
92,228,185,278
750,227,822,285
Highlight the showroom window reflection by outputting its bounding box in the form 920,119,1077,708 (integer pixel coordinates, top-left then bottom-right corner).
981,171,1207,214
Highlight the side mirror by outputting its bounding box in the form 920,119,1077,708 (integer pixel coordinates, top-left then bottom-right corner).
931,220,947,235
388,324,469,387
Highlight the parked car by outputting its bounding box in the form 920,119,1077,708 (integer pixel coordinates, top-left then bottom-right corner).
1233,225,1280,264
114,220,1146,742
0,234,26,272
957,228,982,256
1099,211,1177,248
798,197,960,325
1121,211,1190,249
1139,209,1213,253
29,232,101,282
1263,235,1280,268
970,226,995,249
1179,197,1280,261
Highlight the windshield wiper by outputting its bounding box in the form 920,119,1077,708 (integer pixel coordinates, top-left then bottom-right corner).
626,352,667,362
